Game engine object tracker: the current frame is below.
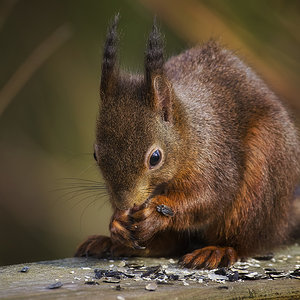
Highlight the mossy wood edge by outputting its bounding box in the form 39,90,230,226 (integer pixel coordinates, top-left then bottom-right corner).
0,244,299,300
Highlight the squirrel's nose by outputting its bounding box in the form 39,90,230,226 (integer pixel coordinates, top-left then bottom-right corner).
112,190,132,210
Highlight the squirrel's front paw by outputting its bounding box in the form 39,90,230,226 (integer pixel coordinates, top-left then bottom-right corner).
179,246,237,269
110,209,140,249
129,198,173,245
74,235,112,258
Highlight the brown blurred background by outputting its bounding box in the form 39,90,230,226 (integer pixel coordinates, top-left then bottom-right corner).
0,0,299,266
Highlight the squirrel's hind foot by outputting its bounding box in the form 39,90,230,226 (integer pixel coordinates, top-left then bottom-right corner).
74,235,112,258
179,246,237,269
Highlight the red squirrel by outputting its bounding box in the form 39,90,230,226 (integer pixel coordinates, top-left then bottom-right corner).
75,15,300,269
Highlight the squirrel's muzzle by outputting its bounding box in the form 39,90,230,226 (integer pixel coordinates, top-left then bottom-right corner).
112,188,148,211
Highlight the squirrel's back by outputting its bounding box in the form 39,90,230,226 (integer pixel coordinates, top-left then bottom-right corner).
165,41,300,255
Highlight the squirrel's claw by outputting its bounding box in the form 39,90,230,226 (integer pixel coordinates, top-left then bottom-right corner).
179,246,238,269
132,240,146,250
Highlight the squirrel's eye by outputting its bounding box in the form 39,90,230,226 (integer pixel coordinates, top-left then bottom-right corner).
149,149,162,168
93,144,99,162
93,151,97,161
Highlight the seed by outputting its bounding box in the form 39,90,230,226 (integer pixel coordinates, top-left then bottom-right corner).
145,282,157,291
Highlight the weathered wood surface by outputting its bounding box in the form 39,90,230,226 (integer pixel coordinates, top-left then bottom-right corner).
0,244,299,300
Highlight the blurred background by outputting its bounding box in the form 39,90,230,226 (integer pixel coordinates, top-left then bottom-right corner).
0,0,299,266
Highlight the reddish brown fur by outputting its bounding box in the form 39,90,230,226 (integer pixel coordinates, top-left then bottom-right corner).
75,17,300,269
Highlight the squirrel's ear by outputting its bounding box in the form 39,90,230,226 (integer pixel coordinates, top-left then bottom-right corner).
100,14,120,98
152,75,173,122
145,18,172,122
145,17,164,90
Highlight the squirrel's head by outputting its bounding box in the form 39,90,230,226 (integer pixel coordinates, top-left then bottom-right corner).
95,15,184,210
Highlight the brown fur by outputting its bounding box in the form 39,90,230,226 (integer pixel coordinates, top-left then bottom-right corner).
75,16,300,269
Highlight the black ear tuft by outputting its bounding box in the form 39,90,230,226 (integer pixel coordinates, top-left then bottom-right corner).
100,14,120,97
145,17,165,88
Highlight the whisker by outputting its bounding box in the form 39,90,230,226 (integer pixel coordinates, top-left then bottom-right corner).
80,196,99,229
96,198,110,212
70,191,108,210
68,189,108,201
58,177,106,184
53,186,105,198
52,185,107,192
61,183,106,189
78,163,96,177
51,186,108,209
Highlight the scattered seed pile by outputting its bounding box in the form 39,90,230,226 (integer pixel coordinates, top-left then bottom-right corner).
89,257,300,286
14,245,300,296
40,252,300,292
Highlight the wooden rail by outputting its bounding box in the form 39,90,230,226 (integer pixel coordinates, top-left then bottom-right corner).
0,243,299,299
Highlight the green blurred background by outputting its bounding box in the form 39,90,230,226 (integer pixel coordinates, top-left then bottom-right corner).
0,0,299,266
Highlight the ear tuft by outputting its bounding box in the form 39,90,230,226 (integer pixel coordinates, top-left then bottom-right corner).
153,75,173,122
100,14,120,97
145,17,165,88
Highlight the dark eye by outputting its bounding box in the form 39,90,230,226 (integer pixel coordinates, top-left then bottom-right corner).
93,151,97,161
149,149,162,168
93,144,99,162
